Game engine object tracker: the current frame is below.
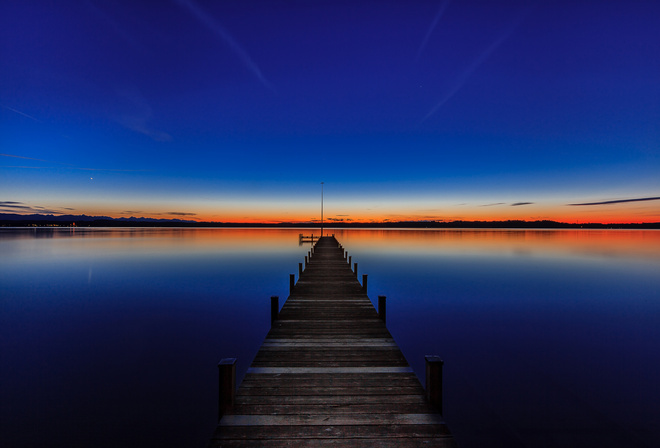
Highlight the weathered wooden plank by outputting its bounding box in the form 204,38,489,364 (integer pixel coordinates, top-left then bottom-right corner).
219,413,446,426
212,424,454,440
230,403,438,415
235,394,429,406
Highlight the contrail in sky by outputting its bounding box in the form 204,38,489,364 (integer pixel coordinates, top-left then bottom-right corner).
174,0,273,91
1,105,42,122
421,7,532,123
568,196,660,206
416,0,452,62
0,153,147,172
0,153,51,163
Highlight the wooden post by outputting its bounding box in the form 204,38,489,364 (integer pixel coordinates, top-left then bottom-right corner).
344,251,347,260
290,274,295,294
362,274,368,293
425,355,444,414
271,296,279,325
299,262,303,277
354,262,358,277
305,255,308,267
348,255,351,266
378,295,386,324
218,358,236,420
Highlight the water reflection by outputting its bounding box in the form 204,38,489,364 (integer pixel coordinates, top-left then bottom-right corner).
1,228,658,448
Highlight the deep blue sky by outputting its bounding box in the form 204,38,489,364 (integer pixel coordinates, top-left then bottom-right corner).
1,0,659,222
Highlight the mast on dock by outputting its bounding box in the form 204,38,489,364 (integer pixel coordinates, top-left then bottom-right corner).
321,181,324,236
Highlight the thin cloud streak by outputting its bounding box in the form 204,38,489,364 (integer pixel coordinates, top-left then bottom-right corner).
511,202,533,206
115,87,172,142
568,196,660,206
1,153,148,172
0,201,65,215
1,105,42,122
416,0,452,61
1,153,52,163
174,0,273,91
422,6,531,123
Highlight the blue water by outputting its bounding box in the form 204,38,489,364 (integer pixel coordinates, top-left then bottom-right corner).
1,228,658,447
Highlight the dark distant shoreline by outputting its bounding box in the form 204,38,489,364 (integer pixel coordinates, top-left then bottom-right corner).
1,213,658,229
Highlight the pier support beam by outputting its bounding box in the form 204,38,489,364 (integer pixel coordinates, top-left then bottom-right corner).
290,274,295,294
218,358,236,420
425,355,444,415
362,274,368,293
378,295,386,324
271,296,279,325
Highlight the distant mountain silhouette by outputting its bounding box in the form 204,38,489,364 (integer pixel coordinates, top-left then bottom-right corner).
1,213,658,229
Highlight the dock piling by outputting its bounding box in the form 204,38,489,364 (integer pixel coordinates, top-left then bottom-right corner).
299,262,303,277
217,358,236,420
362,274,368,293
354,262,358,277
289,274,295,294
425,355,444,415
378,295,386,324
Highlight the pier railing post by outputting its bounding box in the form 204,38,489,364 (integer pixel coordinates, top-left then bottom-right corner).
378,295,386,324
305,255,308,267
271,296,279,325
289,274,295,294
218,358,236,420
362,274,368,293
299,262,303,277
354,262,358,277
425,355,444,415
348,255,351,266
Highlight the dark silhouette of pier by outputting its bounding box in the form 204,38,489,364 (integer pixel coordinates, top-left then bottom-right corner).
209,235,455,447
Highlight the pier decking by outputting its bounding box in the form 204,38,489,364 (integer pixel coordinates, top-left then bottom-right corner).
209,236,456,447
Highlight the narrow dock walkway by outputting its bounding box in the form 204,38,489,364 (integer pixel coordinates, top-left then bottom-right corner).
209,236,456,447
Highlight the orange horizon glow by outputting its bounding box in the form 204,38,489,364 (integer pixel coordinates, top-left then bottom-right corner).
5,196,659,225
74,210,660,225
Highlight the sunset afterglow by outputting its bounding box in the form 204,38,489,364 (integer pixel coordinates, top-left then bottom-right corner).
1,1,658,224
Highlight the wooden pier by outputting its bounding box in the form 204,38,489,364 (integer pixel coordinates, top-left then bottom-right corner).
210,236,456,447
298,233,320,244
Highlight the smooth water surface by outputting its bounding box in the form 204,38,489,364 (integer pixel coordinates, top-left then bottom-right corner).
1,228,659,447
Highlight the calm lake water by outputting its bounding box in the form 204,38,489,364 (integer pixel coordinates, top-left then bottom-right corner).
1,227,659,447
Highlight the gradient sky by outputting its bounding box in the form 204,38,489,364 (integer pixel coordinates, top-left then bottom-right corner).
1,0,659,223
